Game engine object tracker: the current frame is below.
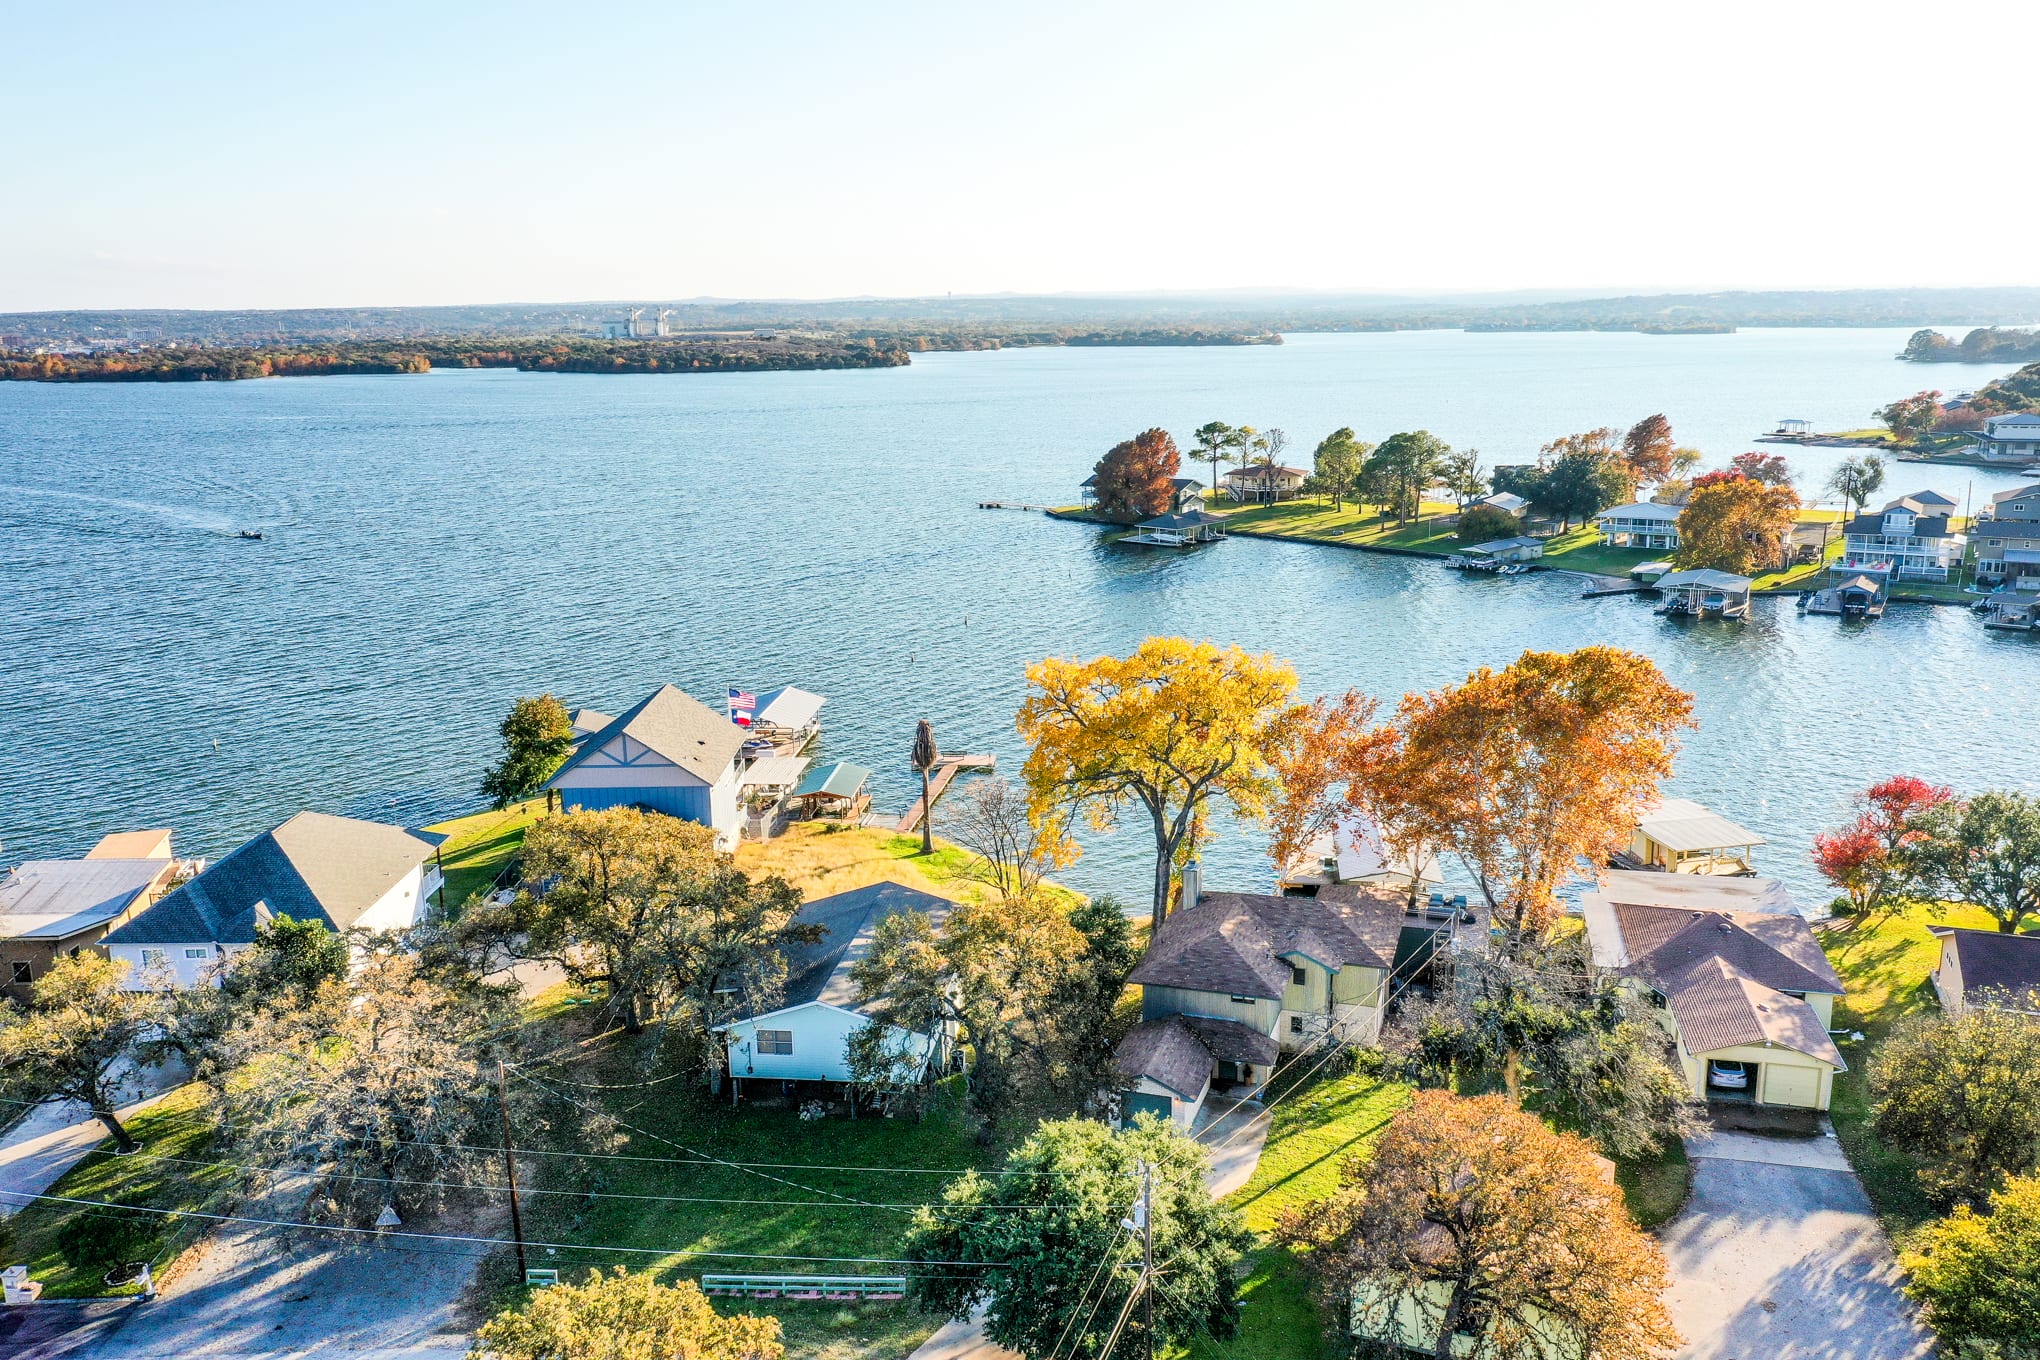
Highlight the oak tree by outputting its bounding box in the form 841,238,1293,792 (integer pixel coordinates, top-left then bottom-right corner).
1901,1174,2040,1347
480,694,576,809
0,954,165,1153
1310,427,1368,509
1675,473,1799,575
1090,428,1181,521
471,1268,783,1360
1727,450,1794,486
1364,431,1450,524
1917,790,2040,934
1878,390,1944,444
1535,428,1632,529
1873,1001,2040,1205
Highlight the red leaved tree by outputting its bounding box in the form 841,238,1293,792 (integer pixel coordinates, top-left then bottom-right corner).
1089,428,1181,522
1814,775,1954,916
1728,451,1794,486
1621,414,1675,486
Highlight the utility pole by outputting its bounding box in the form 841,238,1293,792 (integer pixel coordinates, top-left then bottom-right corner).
1109,1161,1154,1360
497,1060,528,1284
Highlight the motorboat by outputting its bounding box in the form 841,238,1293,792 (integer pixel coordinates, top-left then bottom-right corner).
237,530,264,540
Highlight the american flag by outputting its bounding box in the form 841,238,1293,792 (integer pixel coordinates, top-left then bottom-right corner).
727,687,756,727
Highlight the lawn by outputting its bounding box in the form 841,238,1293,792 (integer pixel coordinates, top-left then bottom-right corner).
1211,497,1465,553
4,1084,236,1298
427,797,549,911
1816,903,1996,1246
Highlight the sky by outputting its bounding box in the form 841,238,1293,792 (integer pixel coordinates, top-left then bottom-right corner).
5,1,2037,311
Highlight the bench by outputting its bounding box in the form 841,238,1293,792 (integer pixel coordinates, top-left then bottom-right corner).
700,1274,906,1303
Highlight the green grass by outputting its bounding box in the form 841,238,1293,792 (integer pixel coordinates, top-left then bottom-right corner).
1817,904,1997,1246
1211,497,1465,552
1182,1247,1337,1360
427,797,548,911
1614,1138,1691,1229
3,1084,236,1298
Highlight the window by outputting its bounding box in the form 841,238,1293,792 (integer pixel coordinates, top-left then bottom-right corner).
8,962,29,986
142,949,166,968
756,1029,793,1056
184,947,209,959
1228,994,1254,1005
1289,1015,1304,1034
1290,964,1307,986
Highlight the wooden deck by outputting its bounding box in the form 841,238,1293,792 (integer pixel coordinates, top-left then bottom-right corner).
894,753,996,834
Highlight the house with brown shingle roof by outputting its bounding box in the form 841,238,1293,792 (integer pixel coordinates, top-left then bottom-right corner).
1113,866,1473,1127
1929,926,2040,1016
1582,894,1847,1110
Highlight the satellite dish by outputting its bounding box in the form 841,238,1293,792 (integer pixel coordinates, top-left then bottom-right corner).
375,1204,402,1229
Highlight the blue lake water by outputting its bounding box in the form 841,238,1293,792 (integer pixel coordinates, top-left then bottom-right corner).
3,327,2034,909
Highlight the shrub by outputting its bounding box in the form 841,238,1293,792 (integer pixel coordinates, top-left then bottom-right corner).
1903,1175,2040,1347
55,1205,159,1272
1456,503,1520,542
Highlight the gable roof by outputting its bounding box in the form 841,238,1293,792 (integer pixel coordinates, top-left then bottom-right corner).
1585,900,1844,997
1129,886,1403,1000
546,685,748,786
1664,955,1845,1069
1931,926,2040,1009
568,708,614,739
1114,1013,1278,1100
0,858,171,940
1637,798,1765,853
102,811,440,946
774,881,955,1014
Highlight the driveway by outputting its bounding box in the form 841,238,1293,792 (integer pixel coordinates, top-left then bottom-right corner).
1660,1127,1934,1360
0,1058,187,1222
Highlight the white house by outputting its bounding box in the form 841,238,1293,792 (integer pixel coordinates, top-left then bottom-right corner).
1970,412,2040,463
1929,926,2040,1016
716,882,956,1092
1594,501,1682,551
1840,493,1967,582
544,684,748,850
101,812,444,988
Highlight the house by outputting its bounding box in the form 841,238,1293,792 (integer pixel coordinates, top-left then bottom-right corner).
1840,493,1968,582
1928,926,2040,1016
1972,483,2040,588
1,831,185,1000
1113,868,1474,1127
1621,798,1764,876
543,684,749,850
1478,491,1529,515
1123,509,1228,546
1582,896,1847,1109
102,812,444,988
788,761,871,822
1276,813,1443,897
1595,501,1682,551
1969,412,2040,463
715,882,955,1092
1082,474,1204,513
1219,464,1309,504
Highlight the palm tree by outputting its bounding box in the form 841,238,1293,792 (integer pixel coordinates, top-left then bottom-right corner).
912,719,939,855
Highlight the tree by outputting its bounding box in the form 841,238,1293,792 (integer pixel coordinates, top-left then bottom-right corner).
947,774,1076,903
480,694,575,809
1388,647,1694,943
1191,420,1234,499
471,1267,783,1360
1879,390,1945,444
1439,446,1487,509
0,954,164,1153
1919,791,2040,934
1674,474,1798,575
1670,446,1705,480
1812,775,1953,917
645,863,813,1084
1089,428,1181,521
1622,414,1675,486
1277,1090,1681,1360
1535,429,1632,529
1902,1174,2040,1347
905,1116,1252,1360
227,942,525,1220
1727,451,1794,485
1258,426,1289,468
912,718,939,855
1265,689,1393,875
1454,503,1519,543
1018,637,1303,929
1310,427,1367,509
144,913,352,1089
1365,431,1450,524
1827,454,1887,517
1872,1002,2040,1205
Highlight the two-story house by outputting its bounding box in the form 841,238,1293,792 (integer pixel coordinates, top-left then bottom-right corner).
1594,500,1682,552
1840,492,1966,581
543,684,749,850
1112,868,1472,1127
1969,412,2040,464
1972,482,2040,589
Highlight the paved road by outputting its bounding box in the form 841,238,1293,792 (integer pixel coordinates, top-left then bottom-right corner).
0,1060,186,1222
1660,1127,1934,1360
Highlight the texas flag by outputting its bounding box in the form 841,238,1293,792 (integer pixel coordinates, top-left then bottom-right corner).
728,687,756,727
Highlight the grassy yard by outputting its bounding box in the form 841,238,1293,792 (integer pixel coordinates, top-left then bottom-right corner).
4,1084,236,1298
1816,904,1996,1246
427,797,549,910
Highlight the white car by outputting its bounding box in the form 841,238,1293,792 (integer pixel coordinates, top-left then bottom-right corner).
1708,1061,1750,1090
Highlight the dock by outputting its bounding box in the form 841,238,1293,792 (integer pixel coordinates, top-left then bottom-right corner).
978,501,1054,511
894,753,996,834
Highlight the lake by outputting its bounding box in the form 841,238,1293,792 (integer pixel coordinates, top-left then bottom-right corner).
3,327,2034,910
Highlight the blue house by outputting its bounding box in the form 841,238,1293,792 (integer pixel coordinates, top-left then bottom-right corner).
543,685,748,849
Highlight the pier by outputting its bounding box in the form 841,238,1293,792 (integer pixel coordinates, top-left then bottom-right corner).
894,753,996,834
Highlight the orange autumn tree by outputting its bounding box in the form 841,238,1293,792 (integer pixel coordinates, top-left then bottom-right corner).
1675,473,1799,576
1390,647,1694,944
1018,637,1303,930
1088,427,1182,521
1278,1091,1681,1360
1264,690,1429,905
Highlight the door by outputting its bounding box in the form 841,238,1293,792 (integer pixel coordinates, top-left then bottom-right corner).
1761,1063,1821,1109
1123,1091,1175,1126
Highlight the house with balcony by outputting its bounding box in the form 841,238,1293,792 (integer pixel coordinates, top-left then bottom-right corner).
1594,500,1683,551
1969,412,2040,464
1972,483,2040,588
1220,463,1309,504
1839,492,1967,582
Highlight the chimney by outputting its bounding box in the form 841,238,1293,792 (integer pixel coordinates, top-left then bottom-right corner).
1180,860,1201,912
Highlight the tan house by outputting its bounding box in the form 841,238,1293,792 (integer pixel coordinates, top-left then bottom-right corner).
1929,926,2040,1016
0,831,183,1001
1583,896,1846,1110
1220,463,1309,504
1622,798,1765,875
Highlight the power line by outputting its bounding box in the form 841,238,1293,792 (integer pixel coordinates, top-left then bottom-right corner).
1044,1222,1129,1360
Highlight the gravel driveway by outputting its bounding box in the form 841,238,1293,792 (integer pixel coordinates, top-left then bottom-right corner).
1660,1128,1933,1360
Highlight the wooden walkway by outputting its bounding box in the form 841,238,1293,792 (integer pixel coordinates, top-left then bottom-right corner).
894,753,996,834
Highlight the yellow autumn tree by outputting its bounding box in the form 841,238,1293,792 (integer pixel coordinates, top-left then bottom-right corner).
1675,474,1799,575
1017,637,1302,929
469,1269,782,1360
1277,1090,1682,1360
1389,646,1694,943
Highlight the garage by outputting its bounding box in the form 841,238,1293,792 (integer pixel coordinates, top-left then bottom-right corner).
1760,1063,1822,1108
